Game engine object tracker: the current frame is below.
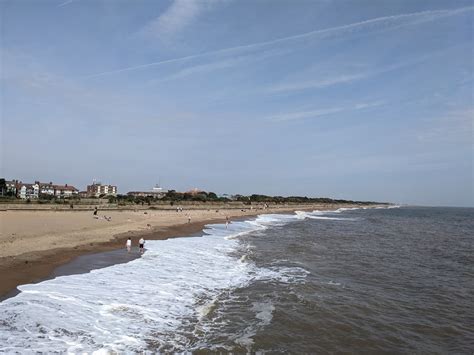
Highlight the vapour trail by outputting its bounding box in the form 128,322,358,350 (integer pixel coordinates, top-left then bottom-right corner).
83,6,473,79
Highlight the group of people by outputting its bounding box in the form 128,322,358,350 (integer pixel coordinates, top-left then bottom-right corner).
126,237,145,254
123,214,233,253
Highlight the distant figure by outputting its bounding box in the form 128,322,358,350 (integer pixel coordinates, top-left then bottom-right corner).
93,207,98,216
126,237,132,253
139,238,145,254
188,216,191,223
226,216,229,229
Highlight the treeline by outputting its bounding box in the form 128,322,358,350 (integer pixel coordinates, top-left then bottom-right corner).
108,191,383,205
234,194,382,205
107,191,228,205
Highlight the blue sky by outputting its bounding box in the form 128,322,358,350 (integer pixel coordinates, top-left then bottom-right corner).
1,0,473,206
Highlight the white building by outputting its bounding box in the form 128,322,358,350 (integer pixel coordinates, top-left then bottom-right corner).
87,182,117,197
38,182,55,196
127,185,168,198
19,183,39,199
35,181,78,198
54,185,78,197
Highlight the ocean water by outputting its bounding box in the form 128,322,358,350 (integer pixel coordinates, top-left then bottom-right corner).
0,206,473,353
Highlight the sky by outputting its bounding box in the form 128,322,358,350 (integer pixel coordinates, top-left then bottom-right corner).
0,0,473,206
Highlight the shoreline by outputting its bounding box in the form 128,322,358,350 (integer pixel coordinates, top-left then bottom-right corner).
0,204,375,300
0,218,226,301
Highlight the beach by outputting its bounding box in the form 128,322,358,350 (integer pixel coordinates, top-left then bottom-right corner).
0,203,355,299
1,206,471,352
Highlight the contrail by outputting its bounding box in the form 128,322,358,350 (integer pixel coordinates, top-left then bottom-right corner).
84,6,473,79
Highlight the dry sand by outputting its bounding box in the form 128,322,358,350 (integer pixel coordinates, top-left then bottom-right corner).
0,203,359,299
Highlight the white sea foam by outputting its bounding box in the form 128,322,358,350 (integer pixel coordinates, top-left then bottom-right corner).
295,209,360,221
0,213,311,353
0,207,384,352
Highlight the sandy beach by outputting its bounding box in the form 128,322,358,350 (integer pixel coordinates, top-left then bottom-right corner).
0,203,360,299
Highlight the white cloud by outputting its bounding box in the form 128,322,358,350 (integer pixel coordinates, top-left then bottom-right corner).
266,107,345,122
264,55,435,94
266,101,386,122
267,74,366,93
57,0,77,7
152,48,287,83
142,0,219,40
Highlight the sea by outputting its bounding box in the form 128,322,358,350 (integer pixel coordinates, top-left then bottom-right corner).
0,206,473,353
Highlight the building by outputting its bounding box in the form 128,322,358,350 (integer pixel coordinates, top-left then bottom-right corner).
1,179,78,199
54,184,79,197
127,185,167,199
38,182,55,196
35,181,78,198
18,183,39,199
87,182,117,197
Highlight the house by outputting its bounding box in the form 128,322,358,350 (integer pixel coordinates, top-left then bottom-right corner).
38,181,55,196
34,181,78,198
127,184,167,199
87,182,117,197
54,184,79,197
18,183,39,199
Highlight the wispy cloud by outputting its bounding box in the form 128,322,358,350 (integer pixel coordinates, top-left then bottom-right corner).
265,55,436,94
267,107,346,122
141,0,220,40
57,0,77,8
267,74,367,93
150,48,287,83
266,101,386,122
84,6,473,79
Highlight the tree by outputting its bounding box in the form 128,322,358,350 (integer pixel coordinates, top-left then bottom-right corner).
207,192,218,200
0,179,6,196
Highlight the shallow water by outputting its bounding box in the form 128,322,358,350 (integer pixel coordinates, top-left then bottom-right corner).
0,206,472,353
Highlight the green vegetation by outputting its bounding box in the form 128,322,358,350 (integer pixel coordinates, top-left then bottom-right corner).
0,184,385,206
0,178,16,198
162,190,229,203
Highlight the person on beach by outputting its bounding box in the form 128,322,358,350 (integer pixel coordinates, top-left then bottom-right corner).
188,215,191,223
126,237,132,253
93,207,98,216
139,238,145,254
